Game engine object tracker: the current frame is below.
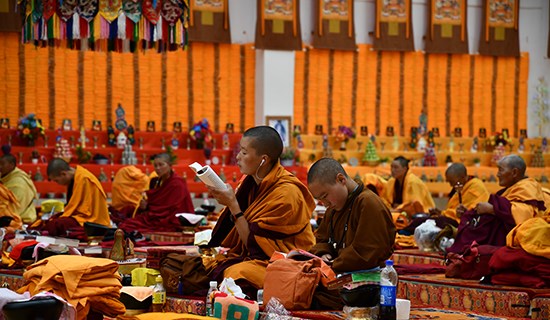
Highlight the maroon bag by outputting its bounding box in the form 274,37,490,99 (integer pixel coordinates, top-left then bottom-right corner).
445,241,501,280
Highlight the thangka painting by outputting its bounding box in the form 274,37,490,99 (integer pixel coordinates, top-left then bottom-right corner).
321,0,350,20
264,0,294,21
379,0,409,23
488,0,516,28
433,0,463,25
192,0,225,12
313,0,355,50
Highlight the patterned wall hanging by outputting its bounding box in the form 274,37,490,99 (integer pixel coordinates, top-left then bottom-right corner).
188,0,230,43
478,0,520,57
255,0,302,51
425,0,468,54
18,0,190,52
373,0,414,51
312,0,356,51
0,0,22,32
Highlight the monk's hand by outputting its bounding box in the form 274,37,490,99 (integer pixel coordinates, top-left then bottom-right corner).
321,253,333,264
428,207,441,216
139,198,147,210
475,202,494,215
456,204,467,218
207,184,238,209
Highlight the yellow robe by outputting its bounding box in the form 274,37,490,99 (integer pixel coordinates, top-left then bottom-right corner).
441,177,490,222
506,217,550,259
384,171,435,213
111,166,149,211
0,183,22,232
1,167,37,223
213,163,316,288
62,166,111,227
500,177,548,225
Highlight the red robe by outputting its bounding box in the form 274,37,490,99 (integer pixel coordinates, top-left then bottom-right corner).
119,172,194,233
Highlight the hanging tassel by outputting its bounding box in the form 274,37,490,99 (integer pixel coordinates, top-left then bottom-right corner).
175,19,181,45
67,15,73,40
47,15,54,39
93,15,101,41
118,12,126,39
126,18,133,40
155,17,162,42
80,16,89,39
72,12,80,40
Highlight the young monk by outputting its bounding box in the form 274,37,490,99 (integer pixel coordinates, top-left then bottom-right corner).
307,158,396,309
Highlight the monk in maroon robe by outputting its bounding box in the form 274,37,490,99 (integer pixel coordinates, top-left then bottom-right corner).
119,153,194,233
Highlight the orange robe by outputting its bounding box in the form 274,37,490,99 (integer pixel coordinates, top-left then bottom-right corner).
0,183,22,232
384,171,435,213
111,166,149,212
62,166,111,227
441,177,490,222
506,217,550,259
209,163,316,288
18,255,125,320
1,167,37,223
499,177,548,225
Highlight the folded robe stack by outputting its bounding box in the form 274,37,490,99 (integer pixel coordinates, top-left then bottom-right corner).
17,255,126,320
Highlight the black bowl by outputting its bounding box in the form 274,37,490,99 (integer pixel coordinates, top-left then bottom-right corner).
340,284,380,307
200,204,216,212
84,222,116,237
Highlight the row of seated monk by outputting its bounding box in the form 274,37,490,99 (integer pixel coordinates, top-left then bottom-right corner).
0,125,548,310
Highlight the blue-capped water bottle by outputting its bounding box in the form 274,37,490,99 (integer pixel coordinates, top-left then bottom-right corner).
379,260,398,320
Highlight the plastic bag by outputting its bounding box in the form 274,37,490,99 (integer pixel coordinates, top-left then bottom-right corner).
260,297,293,320
414,219,441,252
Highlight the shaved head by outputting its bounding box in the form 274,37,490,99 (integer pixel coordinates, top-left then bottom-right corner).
308,158,348,185
446,163,467,179
154,153,172,165
243,126,283,164
47,158,71,177
0,154,16,166
500,154,526,176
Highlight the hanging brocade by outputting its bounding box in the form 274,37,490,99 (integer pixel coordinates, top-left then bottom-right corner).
122,0,141,23
79,0,99,21
42,0,57,21
143,0,162,24
99,0,122,22
161,0,183,26
31,0,43,23
57,0,78,21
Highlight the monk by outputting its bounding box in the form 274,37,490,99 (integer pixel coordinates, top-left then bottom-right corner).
206,126,315,295
383,156,435,223
34,159,111,237
475,155,548,224
403,163,490,233
118,153,194,233
109,165,149,224
308,158,396,309
0,153,37,223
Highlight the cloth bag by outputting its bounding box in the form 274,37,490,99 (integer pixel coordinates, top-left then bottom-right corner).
445,241,501,280
263,257,322,310
159,253,210,295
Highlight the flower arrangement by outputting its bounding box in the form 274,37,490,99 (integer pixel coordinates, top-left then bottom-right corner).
189,118,213,149
485,131,511,148
17,113,45,145
532,77,549,137
335,125,356,142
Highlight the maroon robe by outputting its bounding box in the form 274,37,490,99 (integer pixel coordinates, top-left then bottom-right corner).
119,172,194,233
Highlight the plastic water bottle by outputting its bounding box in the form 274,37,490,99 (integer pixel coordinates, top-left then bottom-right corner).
379,260,398,320
206,281,217,317
152,275,166,313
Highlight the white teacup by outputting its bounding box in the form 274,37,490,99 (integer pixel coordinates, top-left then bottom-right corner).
396,298,411,320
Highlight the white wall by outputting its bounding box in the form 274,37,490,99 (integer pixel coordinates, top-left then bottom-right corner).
230,0,550,137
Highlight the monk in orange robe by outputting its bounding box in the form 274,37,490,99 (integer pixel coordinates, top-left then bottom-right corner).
0,183,23,233
383,156,435,225
31,159,111,237
206,126,316,295
109,165,149,223
475,155,548,225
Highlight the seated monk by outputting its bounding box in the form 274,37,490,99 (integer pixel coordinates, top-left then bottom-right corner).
0,153,38,224
307,158,396,310
30,159,111,237
0,183,23,233
205,126,316,296
382,156,435,225
403,163,490,233
118,153,194,233
109,165,150,224
449,155,548,252
475,155,548,225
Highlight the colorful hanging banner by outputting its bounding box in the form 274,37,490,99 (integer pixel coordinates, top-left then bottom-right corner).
478,0,519,56
255,0,302,50
161,0,185,26
188,0,231,43
425,0,468,54
122,0,142,23
142,0,162,24
42,0,57,21
373,0,414,51
99,0,122,22
57,0,78,21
